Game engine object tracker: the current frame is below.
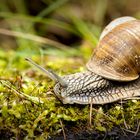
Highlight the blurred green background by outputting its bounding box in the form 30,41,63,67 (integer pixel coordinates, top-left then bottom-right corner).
0,0,140,57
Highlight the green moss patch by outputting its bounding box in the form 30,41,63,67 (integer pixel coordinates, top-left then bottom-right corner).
0,49,140,139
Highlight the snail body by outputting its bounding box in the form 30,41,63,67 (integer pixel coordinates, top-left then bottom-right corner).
26,16,140,104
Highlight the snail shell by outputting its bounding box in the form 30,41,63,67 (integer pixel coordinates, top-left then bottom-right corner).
87,16,140,81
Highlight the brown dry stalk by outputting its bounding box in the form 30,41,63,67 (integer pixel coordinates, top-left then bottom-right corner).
60,119,67,140
0,28,68,50
89,98,93,127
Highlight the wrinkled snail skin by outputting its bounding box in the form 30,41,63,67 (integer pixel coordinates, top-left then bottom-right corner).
54,71,140,104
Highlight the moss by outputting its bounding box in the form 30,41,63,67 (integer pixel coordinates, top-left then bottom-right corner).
0,49,140,139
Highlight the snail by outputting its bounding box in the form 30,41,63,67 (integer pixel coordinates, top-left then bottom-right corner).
26,16,140,105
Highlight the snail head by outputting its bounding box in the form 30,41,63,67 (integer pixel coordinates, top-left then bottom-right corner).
25,58,109,104
25,58,69,102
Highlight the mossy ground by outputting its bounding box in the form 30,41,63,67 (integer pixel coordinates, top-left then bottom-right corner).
0,48,140,140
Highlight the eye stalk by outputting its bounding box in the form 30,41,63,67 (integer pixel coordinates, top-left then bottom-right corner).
25,58,68,88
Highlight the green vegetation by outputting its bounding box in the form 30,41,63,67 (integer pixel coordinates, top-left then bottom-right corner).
0,0,140,139
0,49,140,139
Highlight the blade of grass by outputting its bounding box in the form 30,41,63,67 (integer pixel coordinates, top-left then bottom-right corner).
0,0,39,51
0,28,69,50
0,28,80,56
38,0,68,17
0,12,79,36
70,16,98,47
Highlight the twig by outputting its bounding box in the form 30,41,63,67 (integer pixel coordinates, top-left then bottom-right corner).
89,97,93,127
92,107,112,122
122,128,136,134
119,126,127,137
134,120,140,136
60,119,67,140
121,121,140,140
120,99,129,129
0,80,44,104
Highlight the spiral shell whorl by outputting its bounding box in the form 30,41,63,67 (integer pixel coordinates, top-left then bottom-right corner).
87,17,140,81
